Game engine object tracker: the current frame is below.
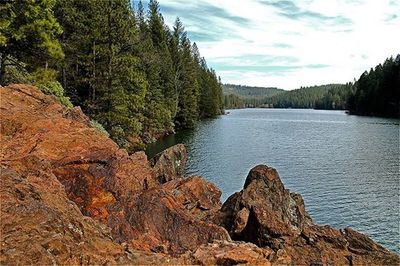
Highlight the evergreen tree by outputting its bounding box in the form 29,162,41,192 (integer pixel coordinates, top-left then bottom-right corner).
93,0,147,151
0,0,63,84
147,0,175,116
135,1,173,142
348,55,400,118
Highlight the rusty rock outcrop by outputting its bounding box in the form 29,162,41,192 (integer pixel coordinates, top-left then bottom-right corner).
0,156,180,265
218,165,399,265
0,84,230,259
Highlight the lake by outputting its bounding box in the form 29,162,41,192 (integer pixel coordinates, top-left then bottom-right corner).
146,108,400,253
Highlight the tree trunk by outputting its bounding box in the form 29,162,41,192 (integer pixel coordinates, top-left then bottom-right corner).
62,65,67,89
0,52,5,85
92,40,96,102
61,33,67,89
107,0,113,95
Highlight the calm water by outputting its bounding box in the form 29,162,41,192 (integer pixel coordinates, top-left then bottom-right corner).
146,109,400,253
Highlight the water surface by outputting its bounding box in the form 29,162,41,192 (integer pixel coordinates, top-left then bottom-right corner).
146,109,400,253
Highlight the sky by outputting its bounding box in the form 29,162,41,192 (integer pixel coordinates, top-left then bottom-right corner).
145,0,400,90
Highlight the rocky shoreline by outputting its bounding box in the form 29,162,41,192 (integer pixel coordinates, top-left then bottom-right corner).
1,84,398,265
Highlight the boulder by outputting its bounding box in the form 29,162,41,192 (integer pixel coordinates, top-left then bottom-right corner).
124,187,230,255
218,165,312,247
150,144,187,183
186,240,275,265
218,165,400,265
163,176,222,222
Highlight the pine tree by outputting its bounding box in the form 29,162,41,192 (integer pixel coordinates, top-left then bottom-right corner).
0,0,63,84
148,0,176,116
92,0,147,151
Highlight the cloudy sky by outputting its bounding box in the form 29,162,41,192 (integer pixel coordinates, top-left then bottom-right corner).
146,0,400,90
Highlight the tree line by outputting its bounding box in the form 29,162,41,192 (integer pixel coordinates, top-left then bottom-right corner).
347,55,399,118
224,56,399,118
0,0,224,151
224,84,346,109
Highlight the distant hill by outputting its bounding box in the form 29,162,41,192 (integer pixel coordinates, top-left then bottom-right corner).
223,83,350,109
223,84,284,98
265,84,347,109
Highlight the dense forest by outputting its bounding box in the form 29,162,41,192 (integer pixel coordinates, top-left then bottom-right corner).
223,84,350,109
265,84,346,109
347,55,399,118
0,0,224,151
224,56,399,118
223,84,283,97
223,84,283,108
315,83,353,110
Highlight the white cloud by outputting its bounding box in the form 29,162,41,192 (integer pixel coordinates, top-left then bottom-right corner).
158,0,400,90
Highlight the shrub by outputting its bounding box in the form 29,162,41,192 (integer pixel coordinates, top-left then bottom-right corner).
29,68,73,108
90,120,110,137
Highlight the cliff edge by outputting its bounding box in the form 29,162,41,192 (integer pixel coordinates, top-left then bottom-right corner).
1,84,398,265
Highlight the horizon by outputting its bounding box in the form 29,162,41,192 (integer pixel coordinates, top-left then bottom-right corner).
142,0,400,90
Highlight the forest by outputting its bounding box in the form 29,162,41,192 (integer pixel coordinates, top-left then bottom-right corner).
0,0,224,151
224,55,399,118
347,56,399,118
223,84,349,109
265,84,347,109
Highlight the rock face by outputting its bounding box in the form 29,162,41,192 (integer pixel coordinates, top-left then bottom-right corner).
0,84,229,260
0,156,179,265
186,240,275,266
218,165,399,265
150,143,187,183
1,84,398,265
163,176,223,222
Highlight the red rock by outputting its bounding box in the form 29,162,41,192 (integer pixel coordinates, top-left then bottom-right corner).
150,143,187,183
125,187,230,254
186,240,274,265
218,165,400,265
0,156,179,265
163,175,222,222
0,84,230,258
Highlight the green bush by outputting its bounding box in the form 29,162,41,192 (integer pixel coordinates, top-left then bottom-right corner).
28,68,73,108
38,81,73,108
90,120,110,137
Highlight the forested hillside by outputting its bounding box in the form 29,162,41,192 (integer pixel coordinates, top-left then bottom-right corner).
0,0,224,151
265,84,348,109
347,55,399,118
315,83,353,110
223,84,284,109
224,83,350,109
223,84,283,98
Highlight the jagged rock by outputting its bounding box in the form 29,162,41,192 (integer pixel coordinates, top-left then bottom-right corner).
0,85,232,257
218,165,399,265
218,165,312,246
125,187,230,254
163,176,222,222
0,156,180,265
150,143,187,183
186,240,275,265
